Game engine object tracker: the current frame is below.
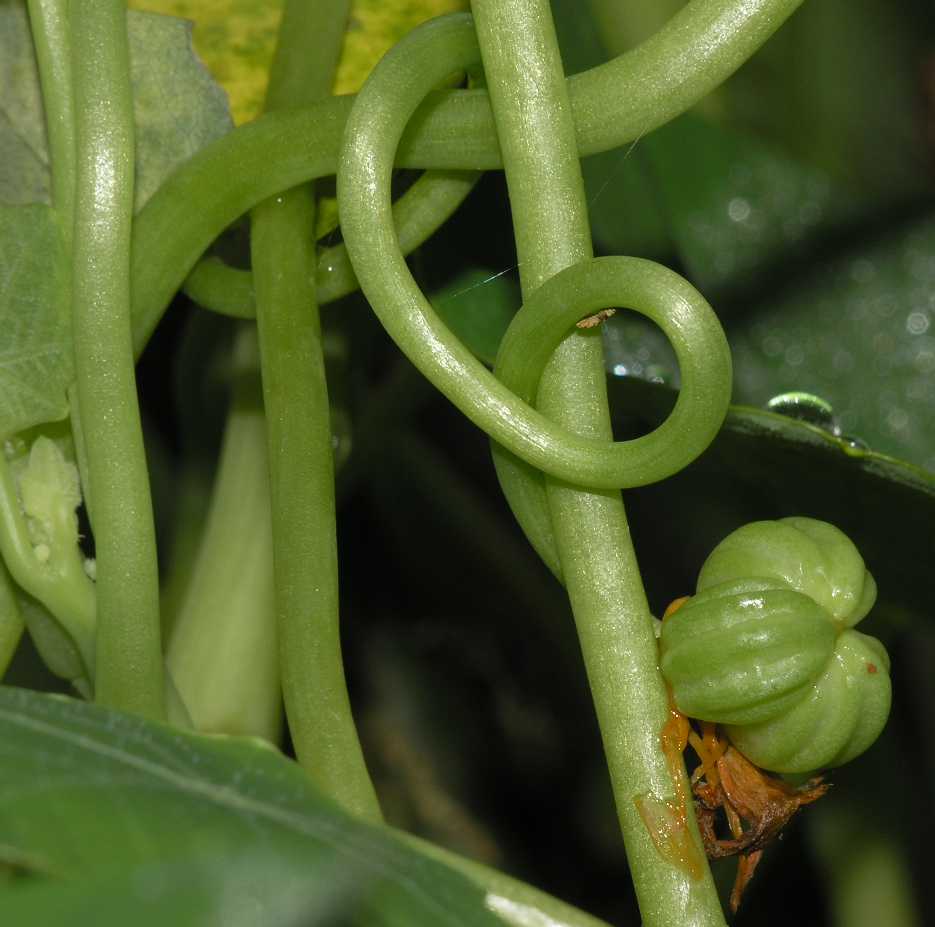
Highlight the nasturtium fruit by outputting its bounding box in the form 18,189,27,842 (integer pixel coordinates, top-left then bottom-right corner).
660,517,892,773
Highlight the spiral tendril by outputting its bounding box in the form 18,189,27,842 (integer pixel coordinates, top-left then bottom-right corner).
337,14,732,502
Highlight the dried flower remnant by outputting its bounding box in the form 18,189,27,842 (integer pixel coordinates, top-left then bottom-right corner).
692,734,829,912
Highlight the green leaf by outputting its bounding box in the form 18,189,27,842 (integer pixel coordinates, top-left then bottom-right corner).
129,0,468,124
607,377,935,619
1,852,411,926
729,213,935,472
641,113,848,296
0,687,504,927
128,11,233,208
0,204,70,438
721,0,931,208
550,0,670,259
709,405,935,618
0,3,231,210
432,268,520,366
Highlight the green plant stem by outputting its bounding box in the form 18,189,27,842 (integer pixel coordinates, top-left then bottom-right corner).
250,0,380,821
183,169,479,319
0,561,25,678
69,0,164,720
470,3,724,924
130,0,802,356
26,0,75,250
165,327,280,741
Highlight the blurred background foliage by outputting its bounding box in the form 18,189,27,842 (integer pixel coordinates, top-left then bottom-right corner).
10,1,935,924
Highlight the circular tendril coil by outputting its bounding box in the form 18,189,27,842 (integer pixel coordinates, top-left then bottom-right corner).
337,14,732,500
660,518,892,774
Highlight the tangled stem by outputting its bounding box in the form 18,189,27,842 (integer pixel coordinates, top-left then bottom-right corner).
130,0,802,355
337,15,731,494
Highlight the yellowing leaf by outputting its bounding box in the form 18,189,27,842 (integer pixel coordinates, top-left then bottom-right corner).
128,0,467,124
128,0,282,124
335,0,468,95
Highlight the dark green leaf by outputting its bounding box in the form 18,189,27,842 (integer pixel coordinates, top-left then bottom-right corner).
0,687,504,927
642,113,847,296
582,147,671,260
608,377,935,619
1,850,414,927
710,405,935,617
0,3,231,210
723,0,931,208
432,268,520,366
729,213,935,472
551,0,671,259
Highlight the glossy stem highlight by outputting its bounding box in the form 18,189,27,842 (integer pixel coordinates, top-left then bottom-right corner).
471,2,724,923
70,0,164,719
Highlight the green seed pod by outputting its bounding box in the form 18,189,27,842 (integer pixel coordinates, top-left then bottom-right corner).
660,518,891,774
725,631,891,772
660,578,837,726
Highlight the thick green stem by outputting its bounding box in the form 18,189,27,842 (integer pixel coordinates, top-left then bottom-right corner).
69,0,164,719
131,0,803,357
471,3,725,924
251,0,380,820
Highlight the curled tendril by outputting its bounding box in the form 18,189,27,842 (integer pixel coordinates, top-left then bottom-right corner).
337,14,731,504
129,0,803,356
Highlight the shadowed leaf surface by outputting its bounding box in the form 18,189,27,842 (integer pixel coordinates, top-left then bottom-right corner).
0,2,231,209
0,686,505,926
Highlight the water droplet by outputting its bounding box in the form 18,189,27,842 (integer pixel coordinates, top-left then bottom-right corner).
906,311,930,335
645,364,671,385
765,392,840,434
612,363,628,377
728,197,751,222
841,434,870,454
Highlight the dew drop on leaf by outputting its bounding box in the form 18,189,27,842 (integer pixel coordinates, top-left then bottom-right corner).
765,391,840,434
841,434,871,455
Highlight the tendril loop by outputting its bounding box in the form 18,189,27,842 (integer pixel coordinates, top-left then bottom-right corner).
338,14,732,492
